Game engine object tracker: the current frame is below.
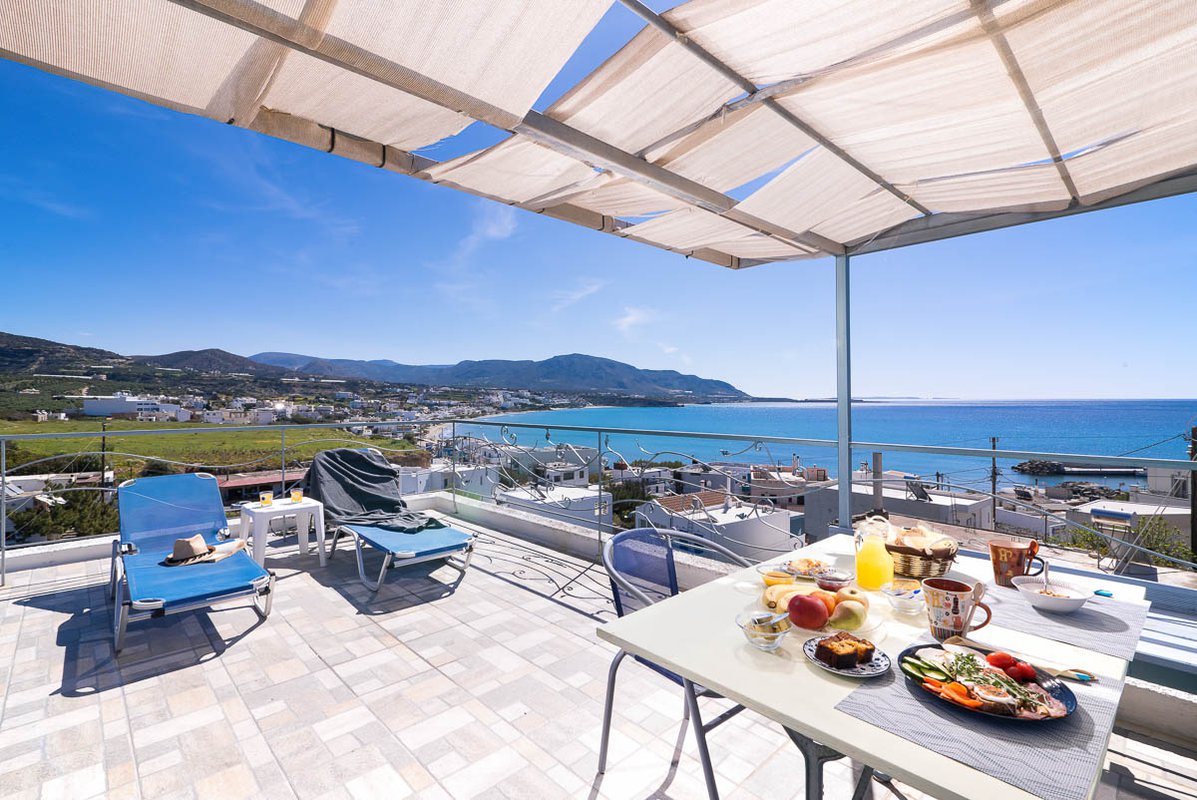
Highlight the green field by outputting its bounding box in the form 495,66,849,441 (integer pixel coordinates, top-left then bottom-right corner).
0,419,422,476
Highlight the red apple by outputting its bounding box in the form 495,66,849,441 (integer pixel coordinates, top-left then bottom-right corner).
788,593,830,630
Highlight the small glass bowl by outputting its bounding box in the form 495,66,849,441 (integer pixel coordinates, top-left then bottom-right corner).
815,569,854,591
736,611,792,652
880,580,924,615
756,563,798,587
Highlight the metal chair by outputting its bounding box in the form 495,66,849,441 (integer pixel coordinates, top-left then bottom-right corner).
597,527,752,799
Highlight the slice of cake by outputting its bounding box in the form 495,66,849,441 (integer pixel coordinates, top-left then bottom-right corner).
814,632,875,669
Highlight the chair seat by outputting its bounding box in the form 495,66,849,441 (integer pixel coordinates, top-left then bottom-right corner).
344,524,473,560
122,549,269,610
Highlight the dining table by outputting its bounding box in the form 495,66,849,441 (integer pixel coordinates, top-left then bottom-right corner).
596,534,1148,800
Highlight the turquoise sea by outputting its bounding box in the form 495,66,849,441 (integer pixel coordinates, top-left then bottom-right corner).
468,400,1197,490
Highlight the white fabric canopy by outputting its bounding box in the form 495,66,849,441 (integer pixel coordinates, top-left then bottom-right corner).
3,0,1196,268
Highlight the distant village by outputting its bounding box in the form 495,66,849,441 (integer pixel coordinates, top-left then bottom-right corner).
25,383,579,426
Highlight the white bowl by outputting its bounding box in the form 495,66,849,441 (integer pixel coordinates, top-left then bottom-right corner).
1011,576,1090,613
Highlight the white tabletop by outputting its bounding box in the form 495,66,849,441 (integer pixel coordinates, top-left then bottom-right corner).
596,535,1147,800
240,497,323,515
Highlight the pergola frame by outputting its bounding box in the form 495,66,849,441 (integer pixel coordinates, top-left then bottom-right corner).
5,0,1197,532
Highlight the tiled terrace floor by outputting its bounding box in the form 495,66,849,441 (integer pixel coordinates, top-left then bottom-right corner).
0,518,1195,800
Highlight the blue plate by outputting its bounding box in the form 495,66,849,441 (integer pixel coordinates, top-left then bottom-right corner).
897,644,1077,721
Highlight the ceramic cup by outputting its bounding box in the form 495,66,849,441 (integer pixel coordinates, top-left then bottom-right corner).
922,577,992,641
988,539,1045,588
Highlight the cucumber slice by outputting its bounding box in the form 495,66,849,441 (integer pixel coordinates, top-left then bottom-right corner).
921,666,951,682
900,661,926,681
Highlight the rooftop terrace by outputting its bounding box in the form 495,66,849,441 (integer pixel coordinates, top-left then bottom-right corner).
1,512,1194,800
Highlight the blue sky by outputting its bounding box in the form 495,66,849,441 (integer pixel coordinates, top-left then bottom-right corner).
2,4,1195,400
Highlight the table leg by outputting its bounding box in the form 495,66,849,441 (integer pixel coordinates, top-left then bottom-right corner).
315,512,326,567
298,510,311,556
252,515,266,566
784,728,846,800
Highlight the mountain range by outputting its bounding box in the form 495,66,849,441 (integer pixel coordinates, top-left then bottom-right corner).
0,332,748,398
250,352,747,398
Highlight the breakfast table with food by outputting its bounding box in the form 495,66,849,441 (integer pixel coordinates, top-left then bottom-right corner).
596,519,1150,800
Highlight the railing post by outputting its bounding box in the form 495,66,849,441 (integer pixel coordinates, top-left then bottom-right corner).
280,429,287,495
450,422,458,511
1,440,7,586
833,252,853,536
596,431,604,545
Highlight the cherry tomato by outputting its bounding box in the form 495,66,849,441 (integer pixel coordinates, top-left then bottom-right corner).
1004,661,1037,682
986,651,1016,669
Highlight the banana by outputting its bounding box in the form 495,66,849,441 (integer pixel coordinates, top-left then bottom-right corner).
762,584,805,611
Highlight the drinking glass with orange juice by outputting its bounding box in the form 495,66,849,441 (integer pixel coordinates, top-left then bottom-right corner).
854,530,894,590
756,564,796,587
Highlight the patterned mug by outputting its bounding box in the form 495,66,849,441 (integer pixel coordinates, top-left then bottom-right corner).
922,577,992,641
988,539,1045,588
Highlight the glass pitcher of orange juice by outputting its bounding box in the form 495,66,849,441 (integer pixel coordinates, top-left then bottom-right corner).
855,530,894,591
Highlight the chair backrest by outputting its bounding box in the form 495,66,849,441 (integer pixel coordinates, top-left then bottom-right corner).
117,473,227,550
602,527,751,617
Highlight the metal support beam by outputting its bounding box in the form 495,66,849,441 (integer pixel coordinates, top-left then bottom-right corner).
847,166,1197,255
834,254,853,534
516,112,843,255
617,0,931,218
972,0,1079,203
169,0,841,258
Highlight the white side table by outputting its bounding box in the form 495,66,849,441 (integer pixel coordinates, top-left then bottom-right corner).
239,497,326,567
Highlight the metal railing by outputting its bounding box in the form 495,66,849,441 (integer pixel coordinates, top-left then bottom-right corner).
2,416,1194,584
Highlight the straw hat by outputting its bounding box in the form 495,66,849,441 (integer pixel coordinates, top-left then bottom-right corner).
164,534,215,566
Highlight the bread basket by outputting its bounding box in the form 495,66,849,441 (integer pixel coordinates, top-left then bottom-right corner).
885,525,958,578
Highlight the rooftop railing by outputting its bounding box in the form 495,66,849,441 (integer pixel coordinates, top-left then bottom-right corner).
1,417,1194,585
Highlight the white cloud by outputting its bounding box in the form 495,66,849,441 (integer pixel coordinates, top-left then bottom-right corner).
657,342,679,355
551,279,605,312
613,306,656,335
454,204,517,264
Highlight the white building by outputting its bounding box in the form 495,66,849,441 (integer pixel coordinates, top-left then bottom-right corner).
1067,499,1190,545
635,491,803,562
498,486,612,528
1129,468,1192,506
606,466,672,495
396,462,503,498
82,393,182,417
804,482,994,539
252,408,277,425
202,410,228,424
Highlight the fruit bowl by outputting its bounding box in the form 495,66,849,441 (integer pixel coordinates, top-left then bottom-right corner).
736,611,791,651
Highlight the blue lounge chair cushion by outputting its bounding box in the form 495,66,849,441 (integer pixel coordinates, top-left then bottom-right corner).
344,524,473,560
122,548,269,610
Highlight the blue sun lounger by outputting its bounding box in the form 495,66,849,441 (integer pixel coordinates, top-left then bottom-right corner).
305,449,475,593
109,473,275,653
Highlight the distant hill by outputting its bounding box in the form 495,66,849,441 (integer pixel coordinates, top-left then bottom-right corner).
0,332,125,373
251,352,748,398
131,348,288,376
0,331,749,398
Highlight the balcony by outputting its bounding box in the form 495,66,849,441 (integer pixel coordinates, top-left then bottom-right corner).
0,421,1195,799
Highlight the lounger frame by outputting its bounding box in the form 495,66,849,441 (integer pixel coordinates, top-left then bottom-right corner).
328,525,475,592
109,540,276,652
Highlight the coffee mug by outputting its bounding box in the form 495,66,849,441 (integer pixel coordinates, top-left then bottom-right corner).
988,539,1045,588
922,577,992,641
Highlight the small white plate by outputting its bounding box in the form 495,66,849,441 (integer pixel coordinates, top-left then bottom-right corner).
802,636,892,679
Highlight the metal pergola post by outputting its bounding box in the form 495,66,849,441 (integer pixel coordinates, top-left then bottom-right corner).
834,253,853,534
1,440,6,586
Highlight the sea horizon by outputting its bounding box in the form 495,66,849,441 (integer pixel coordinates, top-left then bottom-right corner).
470,398,1197,490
